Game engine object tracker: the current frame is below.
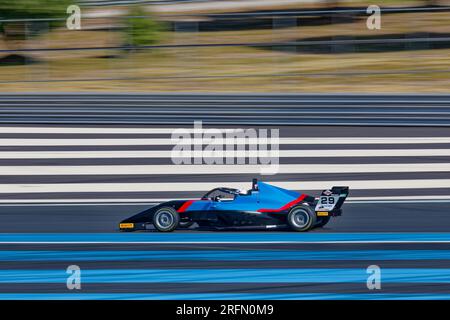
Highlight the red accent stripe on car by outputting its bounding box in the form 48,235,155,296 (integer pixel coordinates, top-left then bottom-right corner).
177,200,195,213
257,194,307,213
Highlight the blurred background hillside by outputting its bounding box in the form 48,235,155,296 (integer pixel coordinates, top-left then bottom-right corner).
0,0,449,93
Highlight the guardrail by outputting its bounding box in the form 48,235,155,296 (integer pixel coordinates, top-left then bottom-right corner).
0,94,449,126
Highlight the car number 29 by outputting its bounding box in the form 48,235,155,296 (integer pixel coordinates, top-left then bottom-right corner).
316,195,338,211
320,196,335,205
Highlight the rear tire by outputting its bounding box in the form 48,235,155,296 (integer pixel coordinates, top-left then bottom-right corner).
153,207,180,232
287,204,316,232
315,216,331,228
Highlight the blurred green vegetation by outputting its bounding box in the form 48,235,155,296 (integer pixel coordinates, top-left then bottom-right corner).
124,6,165,47
0,0,72,39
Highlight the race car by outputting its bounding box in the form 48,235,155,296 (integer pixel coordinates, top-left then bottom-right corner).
119,179,349,232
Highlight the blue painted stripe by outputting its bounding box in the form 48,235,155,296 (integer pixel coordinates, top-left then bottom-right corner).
3,250,450,261
2,268,450,283
0,293,450,300
2,233,450,243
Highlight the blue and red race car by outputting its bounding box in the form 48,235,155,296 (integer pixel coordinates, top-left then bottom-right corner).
119,179,349,232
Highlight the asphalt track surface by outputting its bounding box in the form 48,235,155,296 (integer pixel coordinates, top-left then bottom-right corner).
1,202,450,299
0,104,449,299
0,202,449,233
0,94,449,126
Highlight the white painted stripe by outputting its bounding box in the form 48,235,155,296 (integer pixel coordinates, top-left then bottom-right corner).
1,137,450,146
1,149,450,159
0,163,448,175
0,127,238,134
0,179,449,193
346,200,450,204
0,126,448,135
0,196,449,205
0,127,314,134
0,200,161,205
347,196,450,201
0,139,174,146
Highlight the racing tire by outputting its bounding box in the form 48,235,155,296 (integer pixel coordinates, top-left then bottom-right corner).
315,216,331,228
287,204,316,232
153,207,180,232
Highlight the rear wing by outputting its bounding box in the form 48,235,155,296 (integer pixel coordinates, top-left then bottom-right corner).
315,186,349,213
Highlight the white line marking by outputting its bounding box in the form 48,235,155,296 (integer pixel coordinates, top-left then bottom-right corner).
0,137,450,146
0,127,171,134
1,200,450,206
0,127,255,134
1,149,450,159
348,196,450,201
0,163,449,175
0,199,165,204
0,195,449,205
0,127,396,134
0,179,449,193
346,200,450,204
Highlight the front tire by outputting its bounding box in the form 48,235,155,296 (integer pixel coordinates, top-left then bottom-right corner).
287,205,316,232
153,207,180,232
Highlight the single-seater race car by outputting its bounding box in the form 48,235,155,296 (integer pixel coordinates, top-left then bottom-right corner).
119,179,349,232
